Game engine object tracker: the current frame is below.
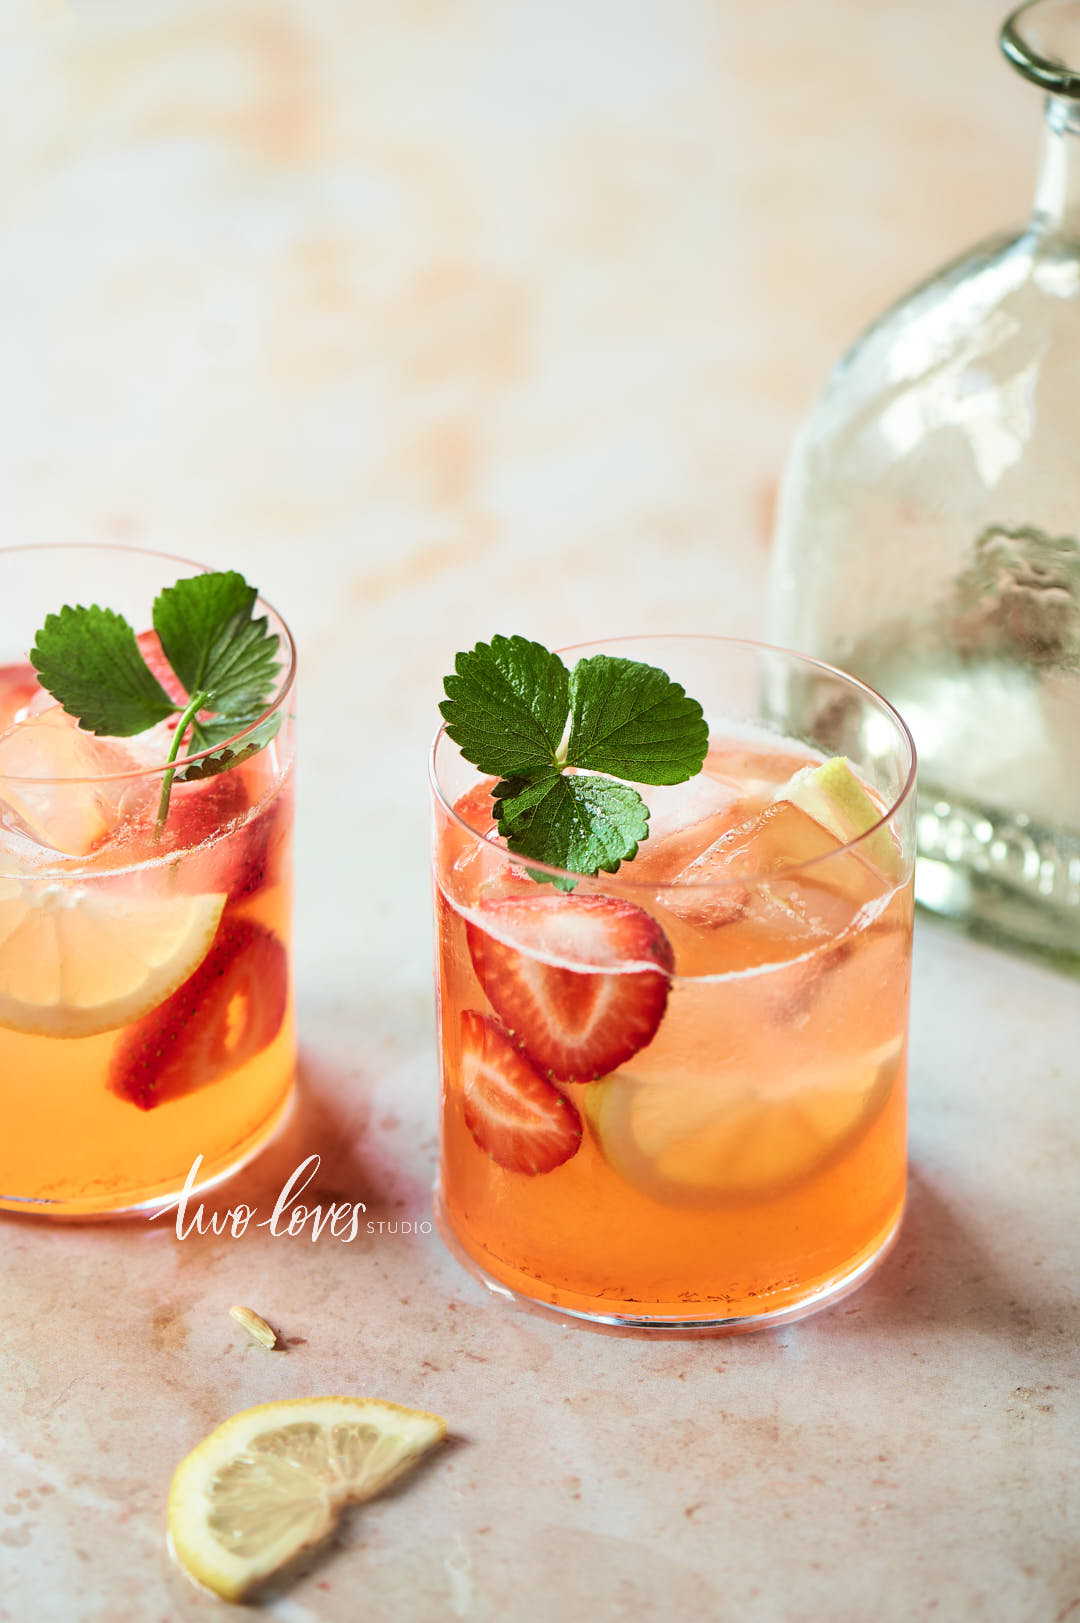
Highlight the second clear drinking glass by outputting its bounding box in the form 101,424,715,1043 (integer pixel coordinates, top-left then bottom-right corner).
0,544,296,1217
432,637,916,1331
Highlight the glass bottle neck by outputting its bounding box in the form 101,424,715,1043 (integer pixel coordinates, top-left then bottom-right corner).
1032,95,1080,237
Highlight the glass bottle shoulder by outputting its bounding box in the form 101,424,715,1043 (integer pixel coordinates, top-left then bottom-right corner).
804,227,1079,436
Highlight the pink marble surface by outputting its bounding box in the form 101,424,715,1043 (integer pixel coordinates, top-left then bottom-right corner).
1,2,1078,1619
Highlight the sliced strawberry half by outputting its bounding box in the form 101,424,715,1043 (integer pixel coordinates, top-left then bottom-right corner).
177,783,292,905
465,894,675,1083
459,1010,582,1174
162,771,251,851
224,784,293,902
109,918,289,1110
453,780,499,836
137,629,185,701
136,629,187,742
135,629,229,745
0,661,45,732
120,769,252,890
135,775,291,904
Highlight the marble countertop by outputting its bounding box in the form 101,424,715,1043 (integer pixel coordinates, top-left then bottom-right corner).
1,2,1077,1619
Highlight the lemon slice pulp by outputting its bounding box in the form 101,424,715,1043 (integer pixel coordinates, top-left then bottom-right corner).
586,1039,902,1207
167,1397,447,1602
0,877,225,1037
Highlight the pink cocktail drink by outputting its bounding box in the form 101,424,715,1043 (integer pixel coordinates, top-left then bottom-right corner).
0,546,296,1216
432,637,916,1329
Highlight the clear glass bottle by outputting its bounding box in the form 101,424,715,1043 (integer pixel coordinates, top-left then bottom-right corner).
768,0,1080,965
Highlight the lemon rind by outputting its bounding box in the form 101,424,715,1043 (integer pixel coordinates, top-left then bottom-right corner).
167,1397,447,1602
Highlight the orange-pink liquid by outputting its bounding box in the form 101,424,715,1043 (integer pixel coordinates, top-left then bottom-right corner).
0,669,295,1215
435,745,912,1322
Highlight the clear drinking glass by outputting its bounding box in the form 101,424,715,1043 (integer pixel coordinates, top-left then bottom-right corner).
769,0,1080,966
431,637,916,1331
0,545,296,1216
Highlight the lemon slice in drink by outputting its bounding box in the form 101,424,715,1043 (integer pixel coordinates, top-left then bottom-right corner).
778,756,901,876
0,877,225,1037
585,1039,901,1207
167,1397,447,1602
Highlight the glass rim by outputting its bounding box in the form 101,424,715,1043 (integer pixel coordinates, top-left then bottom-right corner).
0,542,297,786
1001,1,1080,97
429,632,917,891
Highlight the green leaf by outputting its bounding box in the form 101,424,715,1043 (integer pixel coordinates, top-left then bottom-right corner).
440,635,570,778
496,771,650,880
30,605,178,737
153,571,280,716
565,654,708,785
441,635,710,883
177,709,283,781
187,708,279,752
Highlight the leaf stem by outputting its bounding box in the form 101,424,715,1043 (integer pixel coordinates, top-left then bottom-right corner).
154,690,209,838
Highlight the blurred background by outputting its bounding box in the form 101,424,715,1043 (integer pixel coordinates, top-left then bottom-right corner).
0,0,1040,1040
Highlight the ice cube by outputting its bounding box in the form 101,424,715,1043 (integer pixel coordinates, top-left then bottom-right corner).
121,715,183,768
0,707,153,856
628,771,752,882
637,773,745,842
681,800,879,906
649,800,886,976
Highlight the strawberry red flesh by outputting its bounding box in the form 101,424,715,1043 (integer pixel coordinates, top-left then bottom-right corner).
109,917,288,1110
137,629,187,709
224,783,292,902
160,771,251,853
459,1010,582,1174
465,894,674,1083
135,628,232,746
453,780,498,836
0,661,45,732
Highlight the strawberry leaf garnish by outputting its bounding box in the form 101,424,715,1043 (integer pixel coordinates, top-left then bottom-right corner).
441,636,707,881
175,711,283,782
31,606,178,737
566,654,710,785
30,571,282,831
493,772,650,889
153,572,279,719
440,635,570,778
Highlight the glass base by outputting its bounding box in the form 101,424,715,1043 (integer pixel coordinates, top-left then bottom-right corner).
434,1189,904,1334
0,1079,296,1220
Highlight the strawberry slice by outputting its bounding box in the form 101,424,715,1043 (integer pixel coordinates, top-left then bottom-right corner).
161,771,251,852
136,630,187,746
135,629,230,746
465,894,674,1083
137,629,187,707
453,780,499,836
0,661,45,732
459,1011,582,1174
225,784,292,902
109,918,288,1110
173,783,291,904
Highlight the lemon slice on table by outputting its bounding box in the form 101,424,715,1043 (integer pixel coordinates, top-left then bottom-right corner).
167,1397,448,1602
586,1039,901,1207
0,877,225,1037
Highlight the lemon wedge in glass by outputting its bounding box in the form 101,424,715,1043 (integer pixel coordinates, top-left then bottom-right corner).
586,1040,901,1207
778,755,901,876
167,1397,447,1602
0,877,225,1037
